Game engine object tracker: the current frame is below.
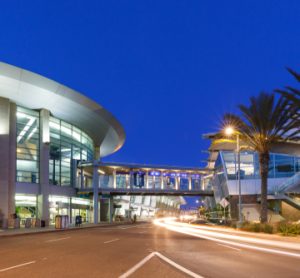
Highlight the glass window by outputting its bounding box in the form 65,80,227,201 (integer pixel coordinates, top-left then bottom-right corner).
49,117,94,186
274,154,294,178
222,151,255,179
16,106,39,183
295,157,300,172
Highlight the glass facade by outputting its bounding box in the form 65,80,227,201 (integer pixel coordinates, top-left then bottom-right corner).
16,106,94,187
16,107,40,183
219,151,300,180
49,195,93,224
49,117,94,186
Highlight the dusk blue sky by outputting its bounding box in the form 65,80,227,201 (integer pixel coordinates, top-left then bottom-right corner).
1,1,300,169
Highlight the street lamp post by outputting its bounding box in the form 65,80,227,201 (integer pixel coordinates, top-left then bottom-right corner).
224,126,243,227
236,133,243,227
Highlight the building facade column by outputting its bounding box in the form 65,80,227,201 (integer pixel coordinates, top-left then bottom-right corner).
93,146,101,224
0,98,16,229
38,109,50,226
93,162,99,224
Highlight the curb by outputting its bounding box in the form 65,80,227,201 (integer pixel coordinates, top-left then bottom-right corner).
0,221,139,238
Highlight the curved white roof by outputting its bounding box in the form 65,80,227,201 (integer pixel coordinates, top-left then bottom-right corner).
0,62,125,157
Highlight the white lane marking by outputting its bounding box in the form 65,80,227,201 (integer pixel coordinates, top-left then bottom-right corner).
104,238,120,244
45,236,71,243
155,252,204,278
119,252,204,278
218,244,241,251
0,261,36,273
119,252,155,278
154,220,300,258
120,225,139,230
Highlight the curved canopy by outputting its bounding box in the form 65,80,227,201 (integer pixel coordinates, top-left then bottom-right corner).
0,62,125,157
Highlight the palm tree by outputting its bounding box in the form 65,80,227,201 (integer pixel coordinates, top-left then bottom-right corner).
275,68,300,113
223,92,299,223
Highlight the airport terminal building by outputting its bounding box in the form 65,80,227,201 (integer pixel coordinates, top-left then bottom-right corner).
0,62,198,229
204,135,300,222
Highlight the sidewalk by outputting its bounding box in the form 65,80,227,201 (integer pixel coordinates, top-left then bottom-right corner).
0,221,135,238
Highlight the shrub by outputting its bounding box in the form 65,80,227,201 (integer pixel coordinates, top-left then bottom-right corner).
278,222,300,236
240,222,273,234
262,224,273,234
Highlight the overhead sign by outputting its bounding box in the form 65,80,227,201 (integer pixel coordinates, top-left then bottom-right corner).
219,198,229,208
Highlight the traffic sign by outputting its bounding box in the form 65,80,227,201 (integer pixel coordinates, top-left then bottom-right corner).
219,198,229,208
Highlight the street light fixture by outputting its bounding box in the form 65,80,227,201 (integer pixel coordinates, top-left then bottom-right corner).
224,125,243,227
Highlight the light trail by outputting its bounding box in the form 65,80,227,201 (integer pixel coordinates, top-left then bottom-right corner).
153,218,300,258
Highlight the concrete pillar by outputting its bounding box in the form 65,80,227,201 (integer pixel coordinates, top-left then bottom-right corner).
108,196,114,223
94,146,100,161
93,163,99,224
0,99,16,229
126,174,130,189
8,103,16,226
80,167,84,189
145,171,149,189
188,176,192,191
113,170,117,189
69,198,72,224
175,177,178,190
129,172,133,189
37,109,50,226
160,174,164,190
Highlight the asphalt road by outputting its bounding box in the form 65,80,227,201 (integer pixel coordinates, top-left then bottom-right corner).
0,221,300,278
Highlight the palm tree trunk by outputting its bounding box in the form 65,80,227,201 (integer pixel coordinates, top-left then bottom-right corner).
259,152,270,223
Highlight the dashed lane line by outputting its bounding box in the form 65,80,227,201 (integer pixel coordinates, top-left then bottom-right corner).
119,225,140,230
217,243,241,251
104,238,120,244
45,236,71,243
0,261,36,273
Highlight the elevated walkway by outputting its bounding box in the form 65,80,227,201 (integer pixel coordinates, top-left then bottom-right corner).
78,187,214,196
78,161,213,197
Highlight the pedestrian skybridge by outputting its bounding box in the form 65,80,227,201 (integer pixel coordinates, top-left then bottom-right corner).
77,162,213,197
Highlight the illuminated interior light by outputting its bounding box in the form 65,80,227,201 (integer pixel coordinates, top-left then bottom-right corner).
17,116,35,143
98,169,105,174
27,127,37,141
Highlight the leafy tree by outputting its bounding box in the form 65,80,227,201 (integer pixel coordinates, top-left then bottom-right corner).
223,92,299,223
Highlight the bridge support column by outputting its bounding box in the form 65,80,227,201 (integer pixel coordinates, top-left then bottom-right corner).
145,171,149,189
188,176,192,191
108,196,114,223
160,174,164,190
113,170,117,189
175,177,180,190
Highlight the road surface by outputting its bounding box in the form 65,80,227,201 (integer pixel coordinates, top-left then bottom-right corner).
0,219,300,277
